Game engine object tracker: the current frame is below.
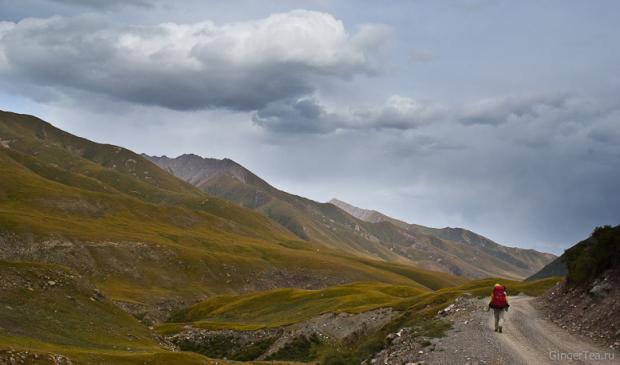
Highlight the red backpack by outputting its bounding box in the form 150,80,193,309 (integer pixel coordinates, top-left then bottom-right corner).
491,285,507,308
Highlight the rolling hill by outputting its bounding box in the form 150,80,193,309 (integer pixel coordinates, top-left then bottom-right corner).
164,278,558,332
146,154,554,279
156,277,560,363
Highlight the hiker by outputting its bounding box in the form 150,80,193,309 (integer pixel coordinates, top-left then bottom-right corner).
487,283,509,333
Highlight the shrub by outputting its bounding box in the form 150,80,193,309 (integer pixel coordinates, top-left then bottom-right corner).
266,334,321,361
322,351,360,365
178,335,277,361
177,335,233,358
565,225,620,285
231,337,276,361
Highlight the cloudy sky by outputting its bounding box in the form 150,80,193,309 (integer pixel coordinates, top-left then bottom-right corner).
1,0,619,254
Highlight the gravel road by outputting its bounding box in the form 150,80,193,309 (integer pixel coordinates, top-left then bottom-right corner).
423,296,618,365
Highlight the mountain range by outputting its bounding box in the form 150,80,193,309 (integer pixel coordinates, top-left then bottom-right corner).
0,110,462,321
147,154,555,279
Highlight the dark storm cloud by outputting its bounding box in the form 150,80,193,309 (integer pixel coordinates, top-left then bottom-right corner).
0,11,388,111
253,98,335,134
251,93,611,137
252,95,445,134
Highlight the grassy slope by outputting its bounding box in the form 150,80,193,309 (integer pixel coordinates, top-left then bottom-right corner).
160,277,561,334
163,283,429,331
0,260,221,365
0,111,463,307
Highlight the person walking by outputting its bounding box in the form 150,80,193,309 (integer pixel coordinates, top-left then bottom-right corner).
487,283,509,333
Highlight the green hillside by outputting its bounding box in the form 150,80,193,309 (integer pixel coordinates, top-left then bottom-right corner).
563,224,620,284
528,224,620,282
0,260,222,365
163,282,428,331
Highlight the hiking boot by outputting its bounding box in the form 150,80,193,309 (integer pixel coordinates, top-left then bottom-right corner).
494,328,498,332
499,326,503,333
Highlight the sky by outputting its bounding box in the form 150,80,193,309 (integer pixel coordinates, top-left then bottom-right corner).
1,0,619,254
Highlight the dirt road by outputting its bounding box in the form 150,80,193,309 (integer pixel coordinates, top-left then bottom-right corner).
423,296,618,365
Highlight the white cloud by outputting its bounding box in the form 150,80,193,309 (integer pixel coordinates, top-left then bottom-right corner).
0,10,389,110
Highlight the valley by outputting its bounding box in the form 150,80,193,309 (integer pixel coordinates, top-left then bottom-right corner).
1,2,617,364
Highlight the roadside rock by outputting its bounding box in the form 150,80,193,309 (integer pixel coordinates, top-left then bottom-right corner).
538,267,620,350
589,280,612,299
369,296,479,365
